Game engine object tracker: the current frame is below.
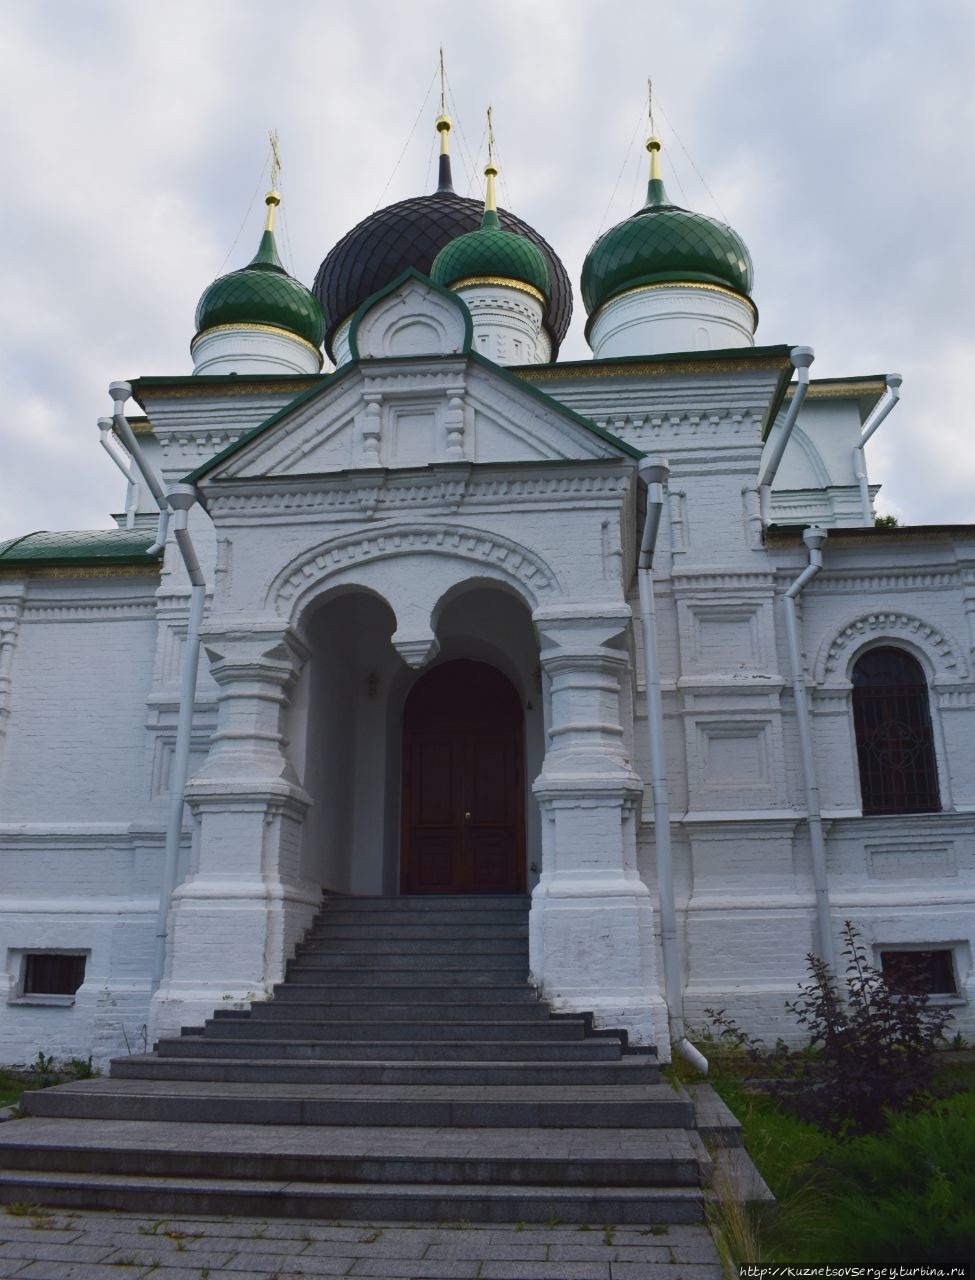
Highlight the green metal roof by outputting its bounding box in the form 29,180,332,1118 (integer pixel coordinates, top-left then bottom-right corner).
581,174,753,318
194,224,325,349
0,529,163,567
431,208,551,301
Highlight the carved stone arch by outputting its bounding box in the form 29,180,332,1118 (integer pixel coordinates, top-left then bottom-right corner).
268,523,564,668
814,610,968,689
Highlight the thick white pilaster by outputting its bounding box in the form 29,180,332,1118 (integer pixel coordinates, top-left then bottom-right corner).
150,624,319,1039
530,610,668,1049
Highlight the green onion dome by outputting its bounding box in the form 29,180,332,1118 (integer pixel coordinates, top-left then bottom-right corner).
581,137,753,322
194,192,324,350
431,165,551,302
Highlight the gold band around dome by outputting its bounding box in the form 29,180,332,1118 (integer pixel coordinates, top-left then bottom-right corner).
191,322,325,366
451,277,546,305
599,280,758,323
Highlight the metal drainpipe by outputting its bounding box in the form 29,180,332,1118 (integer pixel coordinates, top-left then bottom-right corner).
853,373,903,526
783,525,836,973
637,456,708,1074
107,383,209,992
758,346,816,527
106,382,170,554
97,422,141,528
153,485,207,990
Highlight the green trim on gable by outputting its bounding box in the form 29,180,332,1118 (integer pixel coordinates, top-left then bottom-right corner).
182,364,356,484
465,351,642,459
347,268,474,363
184,347,641,488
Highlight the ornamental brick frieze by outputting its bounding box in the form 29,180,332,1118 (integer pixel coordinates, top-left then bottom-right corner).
802,569,961,594
591,407,760,445
671,570,777,593
815,611,967,685
207,469,630,524
360,368,469,394
20,599,157,621
270,523,563,614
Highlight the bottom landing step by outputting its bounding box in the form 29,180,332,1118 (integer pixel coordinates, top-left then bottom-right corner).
0,1169,705,1225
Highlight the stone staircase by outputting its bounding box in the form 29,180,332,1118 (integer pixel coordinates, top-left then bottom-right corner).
0,895,710,1223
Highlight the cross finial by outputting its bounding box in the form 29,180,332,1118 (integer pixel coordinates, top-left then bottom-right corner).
487,105,495,166
439,46,446,113
269,129,282,190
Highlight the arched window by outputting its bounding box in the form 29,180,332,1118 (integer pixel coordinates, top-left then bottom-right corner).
852,646,940,814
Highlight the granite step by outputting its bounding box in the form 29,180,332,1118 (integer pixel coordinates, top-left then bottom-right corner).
312,907,530,926
0,1168,704,1224
270,981,539,1001
230,1000,550,1023
320,895,530,913
22,1079,694,1129
110,1055,660,1086
0,891,708,1225
304,923,530,941
0,1119,701,1188
197,1017,588,1043
286,954,528,974
294,936,528,955
157,1035,628,1062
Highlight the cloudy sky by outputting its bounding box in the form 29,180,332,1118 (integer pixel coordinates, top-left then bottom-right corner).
1,1,972,541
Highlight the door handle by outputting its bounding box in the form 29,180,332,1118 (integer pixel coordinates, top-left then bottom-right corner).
464,811,471,822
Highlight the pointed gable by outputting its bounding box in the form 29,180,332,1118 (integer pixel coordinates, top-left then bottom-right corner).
186,349,638,487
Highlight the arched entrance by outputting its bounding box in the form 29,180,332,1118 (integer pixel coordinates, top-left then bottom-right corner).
401,660,526,894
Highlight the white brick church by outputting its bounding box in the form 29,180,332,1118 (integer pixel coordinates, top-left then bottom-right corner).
2,119,972,1068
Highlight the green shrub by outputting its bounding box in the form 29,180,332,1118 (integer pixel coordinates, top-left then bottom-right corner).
811,1094,975,1264
784,923,952,1135
707,921,952,1137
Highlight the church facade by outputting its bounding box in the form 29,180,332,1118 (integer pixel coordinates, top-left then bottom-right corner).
2,121,972,1068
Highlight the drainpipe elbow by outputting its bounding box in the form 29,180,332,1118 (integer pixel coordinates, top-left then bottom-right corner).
675,1038,708,1075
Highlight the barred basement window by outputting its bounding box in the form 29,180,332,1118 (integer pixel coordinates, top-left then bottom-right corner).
880,949,957,996
23,953,86,996
851,646,940,814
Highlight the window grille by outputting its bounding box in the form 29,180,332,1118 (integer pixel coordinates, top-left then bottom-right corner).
851,647,940,814
880,948,957,996
23,953,86,996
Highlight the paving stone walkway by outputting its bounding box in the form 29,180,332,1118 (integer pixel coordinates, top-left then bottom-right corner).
0,1207,723,1279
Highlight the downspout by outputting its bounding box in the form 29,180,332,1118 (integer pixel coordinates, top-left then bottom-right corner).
783,525,836,973
107,382,170,554
758,346,815,527
637,457,708,1074
97,422,141,528
107,383,208,992
153,484,207,990
852,372,902,526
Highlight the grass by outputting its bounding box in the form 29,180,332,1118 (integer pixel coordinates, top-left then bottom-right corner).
0,1056,100,1108
706,1057,975,1265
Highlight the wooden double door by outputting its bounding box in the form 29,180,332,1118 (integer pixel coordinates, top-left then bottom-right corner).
401,660,526,895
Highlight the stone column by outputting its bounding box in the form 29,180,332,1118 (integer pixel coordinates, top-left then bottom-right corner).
150,622,319,1039
530,607,668,1048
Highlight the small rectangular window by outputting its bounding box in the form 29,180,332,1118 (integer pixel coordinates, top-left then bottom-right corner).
23,953,86,996
880,948,957,996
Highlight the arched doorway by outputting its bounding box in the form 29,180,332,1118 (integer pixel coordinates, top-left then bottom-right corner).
401,660,526,894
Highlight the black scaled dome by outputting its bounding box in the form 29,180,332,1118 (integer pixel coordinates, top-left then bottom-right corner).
313,139,572,361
